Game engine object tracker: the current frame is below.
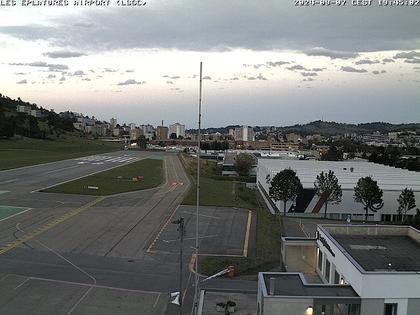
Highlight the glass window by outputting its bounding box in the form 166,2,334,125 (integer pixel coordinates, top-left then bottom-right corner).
384,303,397,315
318,250,323,271
334,270,340,284
325,259,331,282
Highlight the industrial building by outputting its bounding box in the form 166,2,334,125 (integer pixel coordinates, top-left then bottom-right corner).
257,159,420,222
259,224,420,315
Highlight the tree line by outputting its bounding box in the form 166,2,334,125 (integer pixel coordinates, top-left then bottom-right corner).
269,169,417,222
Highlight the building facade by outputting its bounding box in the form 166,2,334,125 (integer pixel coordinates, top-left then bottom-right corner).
169,122,185,139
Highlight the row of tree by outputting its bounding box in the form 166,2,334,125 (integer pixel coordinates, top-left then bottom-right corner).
268,169,417,221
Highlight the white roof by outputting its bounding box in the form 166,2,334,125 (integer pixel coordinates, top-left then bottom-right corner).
258,159,420,191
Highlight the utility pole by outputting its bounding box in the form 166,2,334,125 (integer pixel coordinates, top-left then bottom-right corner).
192,61,203,315
172,217,185,315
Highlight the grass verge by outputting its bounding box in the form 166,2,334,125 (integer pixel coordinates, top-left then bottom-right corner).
179,154,258,208
0,136,123,171
43,159,163,196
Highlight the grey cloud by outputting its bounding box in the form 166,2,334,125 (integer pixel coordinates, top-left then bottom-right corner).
341,66,368,73
393,51,420,59
125,69,134,73
382,58,395,63
247,73,267,80
43,50,87,58
9,61,68,71
14,72,26,75
73,70,85,76
16,79,27,84
47,74,56,78
304,47,359,59
166,81,174,84
303,78,314,82
301,72,318,77
287,65,309,71
103,68,119,73
266,61,289,67
372,70,380,75
355,59,380,65
117,79,145,85
1,1,418,53
311,68,325,72
82,78,91,81
59,76,66,81
405,58,420,64
168,76,180,79
230,77,239,80
202,76,212,80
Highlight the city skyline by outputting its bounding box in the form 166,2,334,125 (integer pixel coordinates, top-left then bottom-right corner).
0,1,419,128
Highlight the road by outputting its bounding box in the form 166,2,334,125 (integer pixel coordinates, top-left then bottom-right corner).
0,151,256,314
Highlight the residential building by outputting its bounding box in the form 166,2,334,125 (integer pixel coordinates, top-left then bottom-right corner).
234,125,255,141
130,127,143,140
257,159,420,221
16,105,31,114
110,118,117,129
286,133,302,143
259,224,420,315
156,121,169,140
30,109,43,118
169,122,185,138
139,124,155,140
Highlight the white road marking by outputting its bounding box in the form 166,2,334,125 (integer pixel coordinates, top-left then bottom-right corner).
14,277,30,290
0,208,32,223
45,165,80,175
0,179,18,184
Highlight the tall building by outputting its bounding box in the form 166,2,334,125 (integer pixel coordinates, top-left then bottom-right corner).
110,118,117,129
234,125,255,141
169,122,185,139
156,120,169,140
139,124,155,140
129,123,136,130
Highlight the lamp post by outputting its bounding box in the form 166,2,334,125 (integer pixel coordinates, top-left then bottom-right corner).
172,217,185,315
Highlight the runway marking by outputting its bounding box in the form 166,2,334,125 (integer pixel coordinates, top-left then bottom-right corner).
153,293,161,308
243,210,252,257
0,274,9,282
0,179,17,184
146,205,180,253
0,191,10,195
22,275,162,294
0,197,105,255
162,234,219,243
32,156,149,193
181,211,220,220
44,165,80,175
0,206,32,223
66,286,93,315
14,277,30,290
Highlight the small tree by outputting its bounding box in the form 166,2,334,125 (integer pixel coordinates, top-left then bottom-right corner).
234,153,255,176
397,188,416,222
354,176,384,221
269,168,303,215
314,170,342,218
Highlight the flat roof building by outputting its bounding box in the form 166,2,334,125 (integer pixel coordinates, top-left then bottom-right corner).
257,159,420,222
259,224,420,315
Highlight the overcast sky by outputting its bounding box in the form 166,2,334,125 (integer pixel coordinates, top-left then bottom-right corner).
0,1,419,128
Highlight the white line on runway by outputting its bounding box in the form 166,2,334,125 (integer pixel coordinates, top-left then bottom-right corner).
45,165,80,175
0,208,32,223
182,211,220,219
162,234,219,243
14,277,30,290
0,179,18,184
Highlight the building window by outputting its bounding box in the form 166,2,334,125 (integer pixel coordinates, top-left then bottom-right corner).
334,270,340,284
384,303,397,315
325,259,331,282
318,250,323,271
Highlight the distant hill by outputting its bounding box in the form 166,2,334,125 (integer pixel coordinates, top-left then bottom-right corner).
187,120,420,136
0,93,76,139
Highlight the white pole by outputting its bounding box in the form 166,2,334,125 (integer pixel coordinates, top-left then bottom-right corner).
193,61,203,315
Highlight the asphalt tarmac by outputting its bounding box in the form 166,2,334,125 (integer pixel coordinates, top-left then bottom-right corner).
0,151,256,315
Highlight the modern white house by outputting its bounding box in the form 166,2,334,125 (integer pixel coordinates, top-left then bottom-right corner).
258,224,420,315
257,159,420,222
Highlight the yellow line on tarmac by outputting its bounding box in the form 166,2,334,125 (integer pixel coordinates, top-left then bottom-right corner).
0,196,105,255
243,210,252,257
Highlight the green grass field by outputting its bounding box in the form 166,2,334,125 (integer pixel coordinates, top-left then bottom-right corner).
0,137,123,171
43,159,164,196
179,154,258,209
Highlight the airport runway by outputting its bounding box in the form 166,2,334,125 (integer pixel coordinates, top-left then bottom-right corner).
0,151,255,314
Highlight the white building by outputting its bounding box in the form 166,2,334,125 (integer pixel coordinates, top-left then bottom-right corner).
234,125,255,141
259,224,420,315
169,122,185,138
257,159,420,222
110,118,117,129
